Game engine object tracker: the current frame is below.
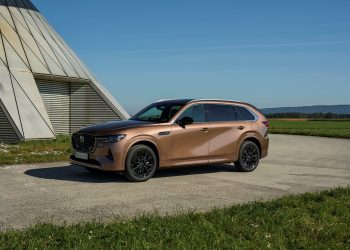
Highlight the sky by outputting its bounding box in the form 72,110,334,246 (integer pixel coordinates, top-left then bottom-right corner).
32,0,350,114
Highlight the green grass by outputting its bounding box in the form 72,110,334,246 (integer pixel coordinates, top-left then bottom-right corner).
269,120,350,139
0,135,71,165
1,187,349,249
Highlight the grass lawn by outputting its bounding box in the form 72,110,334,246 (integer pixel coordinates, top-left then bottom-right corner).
269,119,350,139
0,135,71,165
0,187,349,249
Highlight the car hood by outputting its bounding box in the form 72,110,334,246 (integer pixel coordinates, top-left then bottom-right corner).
77,120,154,135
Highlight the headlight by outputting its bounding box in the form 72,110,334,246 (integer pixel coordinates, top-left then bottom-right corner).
108,134,126,143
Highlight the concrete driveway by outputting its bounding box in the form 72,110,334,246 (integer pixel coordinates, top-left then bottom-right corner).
0,134,350,230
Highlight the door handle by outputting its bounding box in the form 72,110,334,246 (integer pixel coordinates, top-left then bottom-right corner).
238,126,245,130
201,128,209,133
158,131,171,136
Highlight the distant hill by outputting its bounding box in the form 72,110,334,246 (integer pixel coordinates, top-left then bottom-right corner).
261,105,350,115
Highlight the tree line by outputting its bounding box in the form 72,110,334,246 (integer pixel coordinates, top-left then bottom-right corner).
265,112,350,119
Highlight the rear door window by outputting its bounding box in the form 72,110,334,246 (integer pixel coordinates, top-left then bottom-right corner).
236,106,256,121
207,104,238,122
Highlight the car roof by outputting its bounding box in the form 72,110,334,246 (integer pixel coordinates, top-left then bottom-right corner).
155,99,195,104
190,99,243,104
159,98,248,105
155,98,255,108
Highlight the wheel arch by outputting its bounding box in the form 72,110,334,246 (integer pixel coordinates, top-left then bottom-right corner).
124,139,160,169
242,137,262,156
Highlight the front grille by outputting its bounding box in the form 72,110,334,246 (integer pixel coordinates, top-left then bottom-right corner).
72,133,95,152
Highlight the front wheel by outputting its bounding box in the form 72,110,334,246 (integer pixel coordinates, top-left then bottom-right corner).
235,141,260,172
124,145,157,182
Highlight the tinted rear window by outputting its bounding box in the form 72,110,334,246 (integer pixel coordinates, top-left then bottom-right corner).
207,104,237,122
236,106,256,121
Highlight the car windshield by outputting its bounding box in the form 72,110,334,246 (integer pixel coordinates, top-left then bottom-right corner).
130,102,185,123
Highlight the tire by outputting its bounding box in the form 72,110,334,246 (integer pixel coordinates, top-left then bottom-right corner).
124,145,157,182
235,141,260,172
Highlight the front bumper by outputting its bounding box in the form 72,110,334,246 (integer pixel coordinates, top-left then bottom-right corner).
70,138,127,171
70,156,103,170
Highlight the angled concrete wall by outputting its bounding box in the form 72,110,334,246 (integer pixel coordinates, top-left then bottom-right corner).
0,0,129,142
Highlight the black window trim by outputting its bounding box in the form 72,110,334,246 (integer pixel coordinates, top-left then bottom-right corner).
172,102,258,124
235,105,258,121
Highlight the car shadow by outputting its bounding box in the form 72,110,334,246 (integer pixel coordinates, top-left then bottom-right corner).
25,164,238,183
25,165,126,183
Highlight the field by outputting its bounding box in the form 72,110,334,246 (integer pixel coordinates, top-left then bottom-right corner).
0,187,349,249
0,135,70,165
269,119,350,139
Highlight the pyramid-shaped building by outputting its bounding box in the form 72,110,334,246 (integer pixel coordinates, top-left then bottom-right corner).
0,0,129,143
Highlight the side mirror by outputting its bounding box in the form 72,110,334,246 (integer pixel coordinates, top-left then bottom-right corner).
178,116,194,127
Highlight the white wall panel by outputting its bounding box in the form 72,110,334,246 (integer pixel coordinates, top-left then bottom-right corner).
0,2,16,29
22,42,49,74
11,70,52,130
0,69,22,133
0,58,6,70
2,36,28,71
29,12,78,77
0,38,8,70
0,34,7,68
0,14,29,69
19,9,66,76
9,6,49,74
11,73,54,139
33,13,90,79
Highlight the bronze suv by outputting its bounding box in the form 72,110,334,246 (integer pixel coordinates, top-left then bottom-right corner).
70,99,269,182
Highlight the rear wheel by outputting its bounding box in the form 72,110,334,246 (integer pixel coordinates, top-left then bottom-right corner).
235,141,260,172
124,145,157,182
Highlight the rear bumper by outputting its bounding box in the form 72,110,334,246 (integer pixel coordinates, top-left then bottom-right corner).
260,136,269,159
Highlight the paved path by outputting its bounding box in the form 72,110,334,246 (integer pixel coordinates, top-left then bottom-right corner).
1,134,350,230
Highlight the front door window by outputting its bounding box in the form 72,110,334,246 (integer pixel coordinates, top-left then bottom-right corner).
178,104,206,123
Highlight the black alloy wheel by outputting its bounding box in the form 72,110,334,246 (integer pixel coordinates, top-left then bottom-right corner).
235,141,260,172
125,145,157,182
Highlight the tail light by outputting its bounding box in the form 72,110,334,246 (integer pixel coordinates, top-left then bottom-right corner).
262,120,270,128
